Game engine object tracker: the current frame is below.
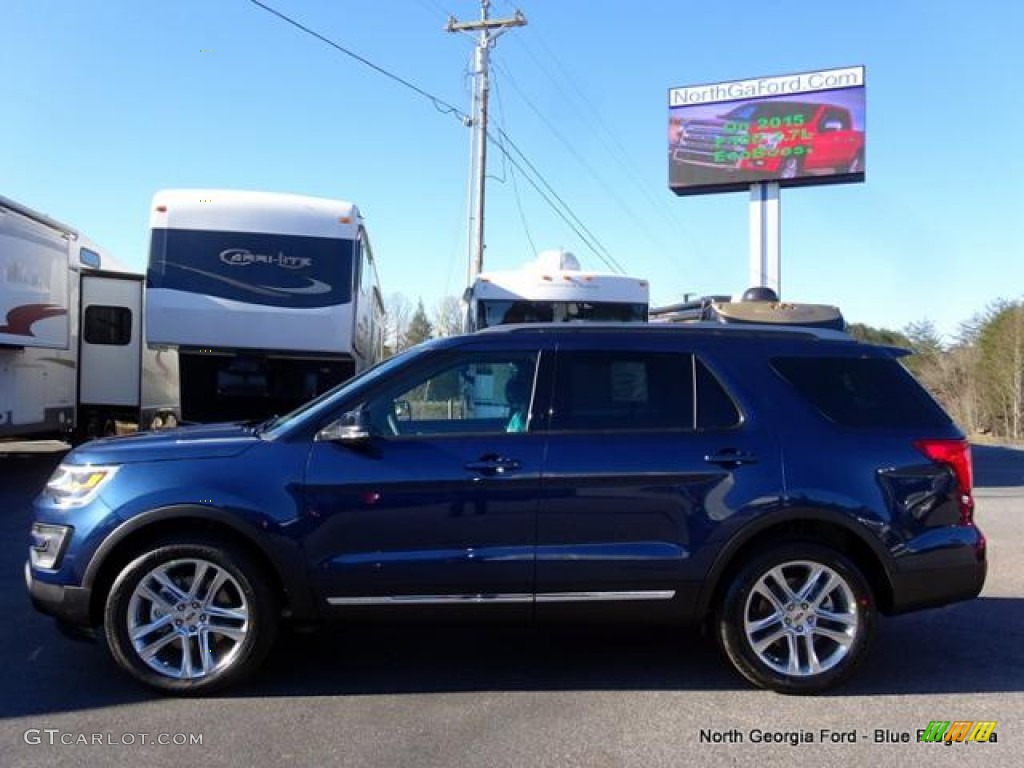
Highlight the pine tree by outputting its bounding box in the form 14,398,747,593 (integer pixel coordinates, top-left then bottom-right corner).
405,299,434,348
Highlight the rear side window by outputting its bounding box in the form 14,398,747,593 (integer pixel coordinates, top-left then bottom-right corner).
550,351,694,431
550,351,742,432
771,356,951,429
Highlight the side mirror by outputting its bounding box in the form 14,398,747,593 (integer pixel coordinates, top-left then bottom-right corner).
316,409,372,444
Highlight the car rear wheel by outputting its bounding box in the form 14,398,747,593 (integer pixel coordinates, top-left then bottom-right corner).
715,542,875,694
104,539,277,694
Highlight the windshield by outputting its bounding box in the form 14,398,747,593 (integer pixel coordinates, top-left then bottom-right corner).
262,341,440,437
479,300,647,328
721,102,818,122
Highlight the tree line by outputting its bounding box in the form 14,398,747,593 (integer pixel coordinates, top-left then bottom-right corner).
385,293,1024,441
849,299,1024,441
383,293,463,357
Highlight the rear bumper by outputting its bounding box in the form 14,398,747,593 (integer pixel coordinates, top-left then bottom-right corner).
887,527,987,614
25,561,94,627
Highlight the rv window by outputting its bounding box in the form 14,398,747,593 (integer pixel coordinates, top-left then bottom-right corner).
79,248,101,269
84,305,132,346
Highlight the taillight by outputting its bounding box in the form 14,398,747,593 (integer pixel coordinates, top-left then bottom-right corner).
914,438,974,524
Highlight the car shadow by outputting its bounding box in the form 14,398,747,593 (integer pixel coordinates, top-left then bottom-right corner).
5,597,1019,718
237,595,1024,700
4,602,1019,720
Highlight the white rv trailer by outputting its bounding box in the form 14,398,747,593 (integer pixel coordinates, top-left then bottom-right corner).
146,189,385,423
464,249,650,331
0,195,180,440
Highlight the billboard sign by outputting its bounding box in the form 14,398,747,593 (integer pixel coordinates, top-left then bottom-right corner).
668,66,865,196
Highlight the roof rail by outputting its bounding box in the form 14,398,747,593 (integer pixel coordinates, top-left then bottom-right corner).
476,321,852,341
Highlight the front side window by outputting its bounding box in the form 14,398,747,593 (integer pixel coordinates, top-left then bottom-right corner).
83,305,132,345
820,109,850,131
364,352,539,437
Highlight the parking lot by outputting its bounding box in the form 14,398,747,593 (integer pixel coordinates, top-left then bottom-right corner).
0,445,1020,768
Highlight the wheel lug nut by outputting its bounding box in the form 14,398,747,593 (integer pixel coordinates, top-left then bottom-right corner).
189,625,197,632
200,614,207,621
796,626,804,633
192,602,200,609
801,603,808,610
177,604,185,612
174,619,182,627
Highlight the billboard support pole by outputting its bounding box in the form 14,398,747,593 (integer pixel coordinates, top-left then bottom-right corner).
749,182,781,296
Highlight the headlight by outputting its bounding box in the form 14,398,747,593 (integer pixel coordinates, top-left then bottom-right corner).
45,464,120,508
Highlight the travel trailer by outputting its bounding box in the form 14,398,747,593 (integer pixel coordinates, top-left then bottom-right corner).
146,189,384,423
464,249,649,331
0,195,179,441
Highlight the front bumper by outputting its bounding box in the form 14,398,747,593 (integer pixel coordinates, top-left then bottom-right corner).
25,561,94,627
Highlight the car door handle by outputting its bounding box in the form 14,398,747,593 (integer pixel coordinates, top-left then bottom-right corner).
465,456,521,476
704,450,759,468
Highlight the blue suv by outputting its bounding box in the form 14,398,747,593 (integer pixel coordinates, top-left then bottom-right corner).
26,324,986,694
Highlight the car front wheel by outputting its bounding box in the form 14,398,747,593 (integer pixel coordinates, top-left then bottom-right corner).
715,542,875,694
104,538,277,694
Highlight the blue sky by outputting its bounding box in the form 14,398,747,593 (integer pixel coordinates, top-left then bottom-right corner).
2,0,1022,339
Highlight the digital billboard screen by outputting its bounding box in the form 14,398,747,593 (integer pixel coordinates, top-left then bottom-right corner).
668,66,865,196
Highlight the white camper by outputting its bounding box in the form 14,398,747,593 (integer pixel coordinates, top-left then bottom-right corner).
464,249,650,331
146,189,385,423
0,195,180,440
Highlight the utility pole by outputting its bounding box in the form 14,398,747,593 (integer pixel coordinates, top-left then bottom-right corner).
447,1,526,284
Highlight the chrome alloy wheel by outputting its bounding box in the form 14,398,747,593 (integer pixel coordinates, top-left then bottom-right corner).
126,558,250,680
742,560,859,678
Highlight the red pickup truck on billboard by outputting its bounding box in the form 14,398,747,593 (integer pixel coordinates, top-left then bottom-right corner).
670,99,865,187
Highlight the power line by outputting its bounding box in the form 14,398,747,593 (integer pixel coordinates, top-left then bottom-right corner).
508,18,699,270
492,57,669,257
246,0,467,123
247,0,618,273
489,123,625,274
491,75,538,259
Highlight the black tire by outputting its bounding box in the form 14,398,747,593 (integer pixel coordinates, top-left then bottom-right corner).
715,542,875,694
104,538,278,695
